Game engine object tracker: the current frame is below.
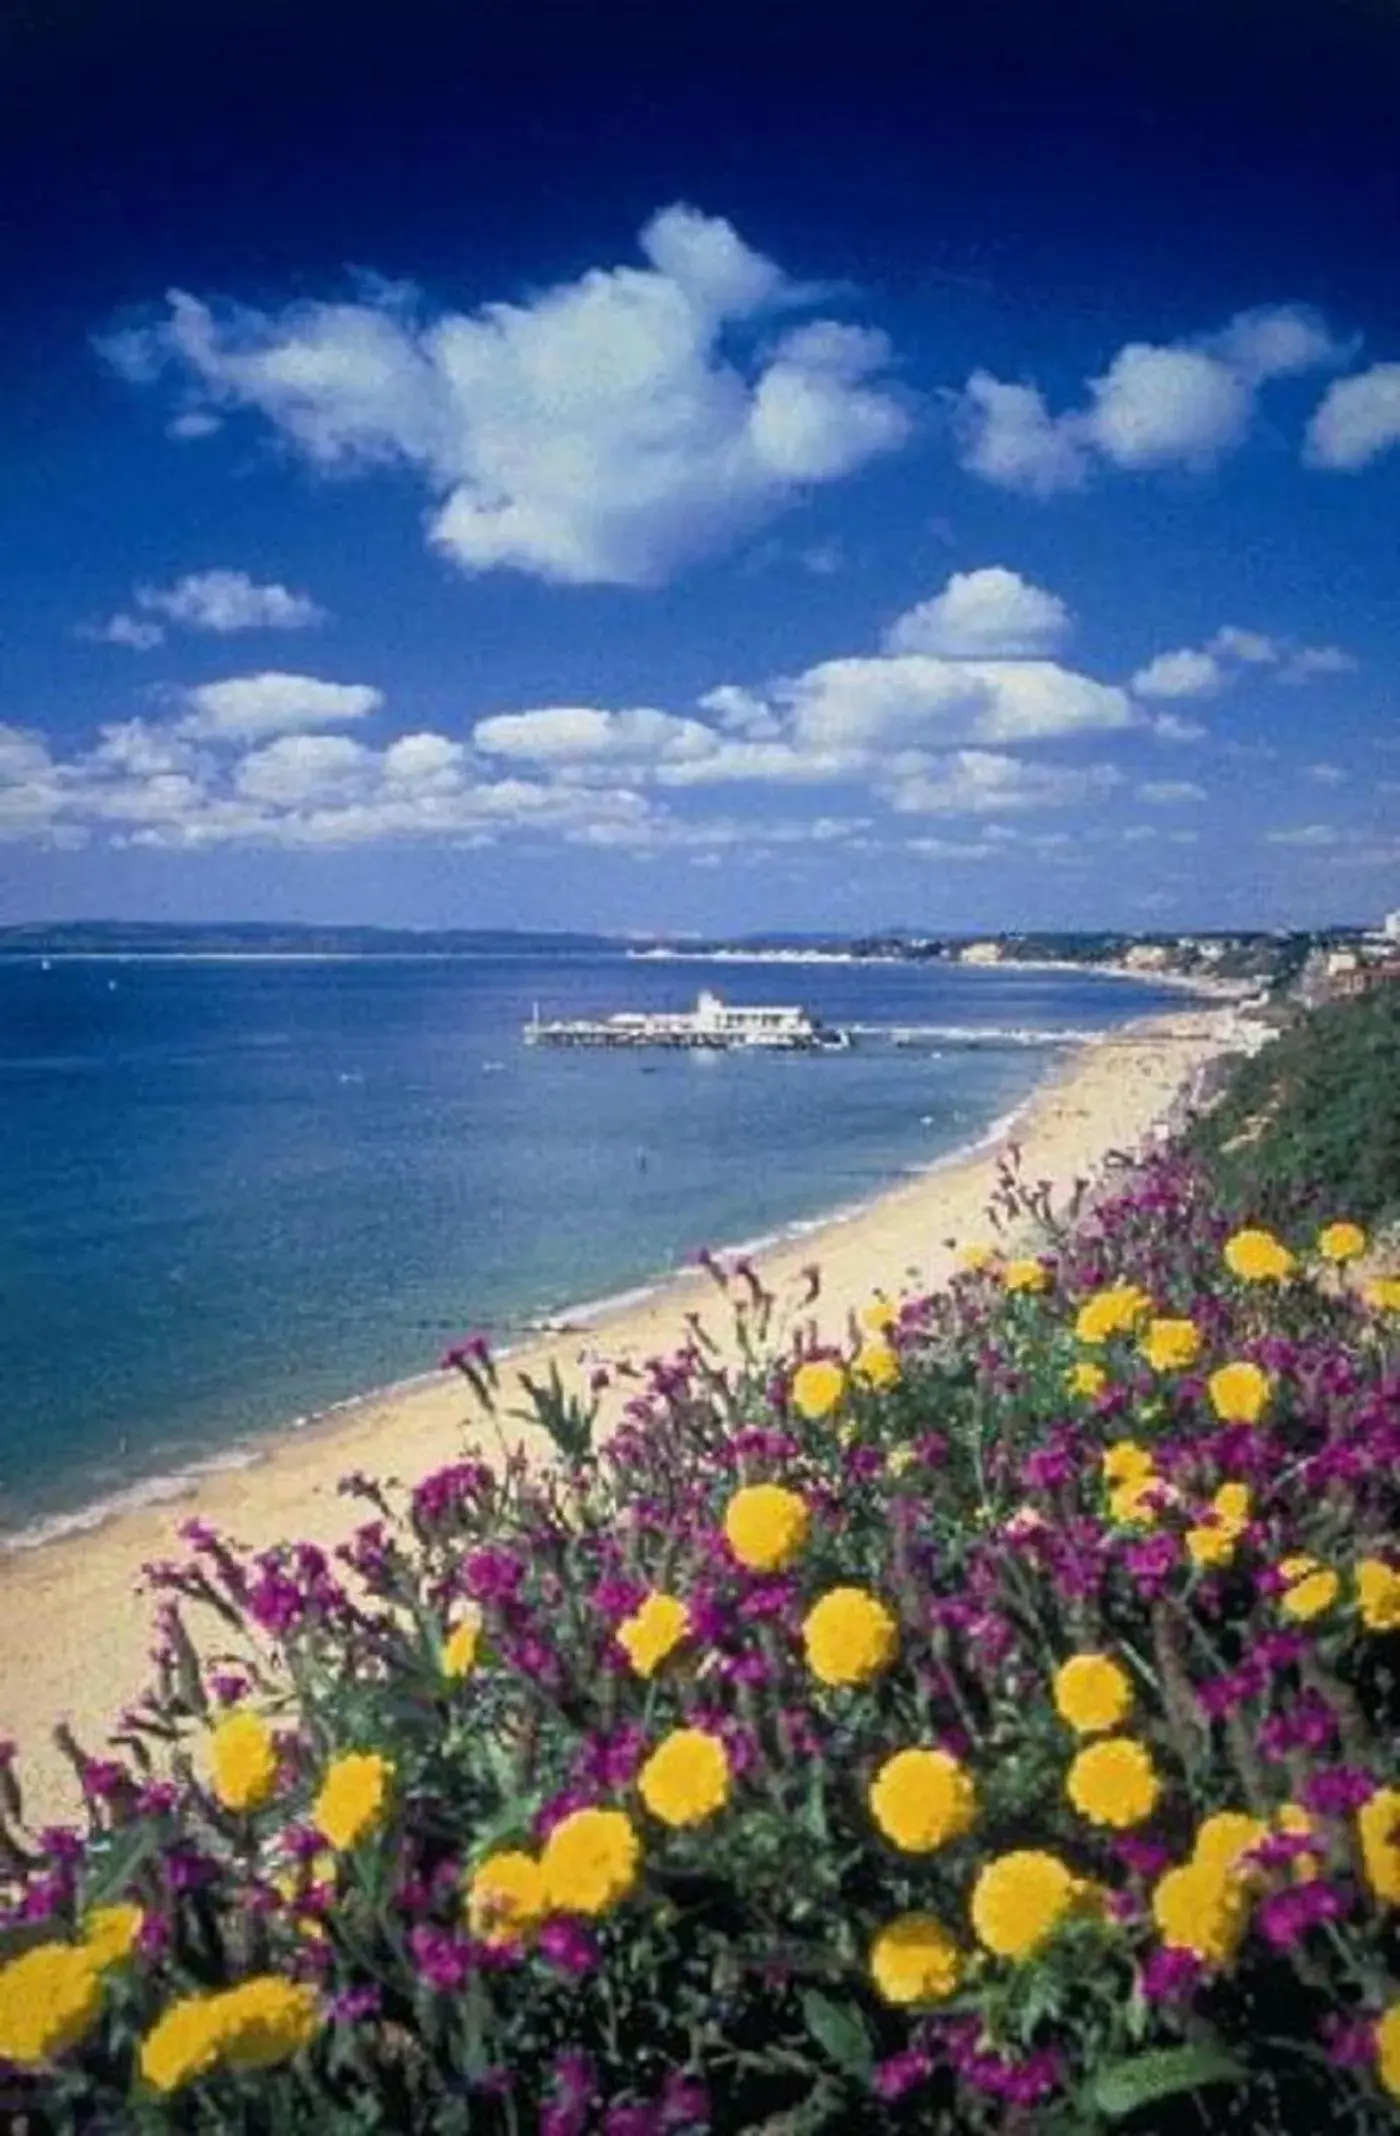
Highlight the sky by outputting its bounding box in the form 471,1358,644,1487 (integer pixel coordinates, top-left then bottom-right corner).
1,0,1397,935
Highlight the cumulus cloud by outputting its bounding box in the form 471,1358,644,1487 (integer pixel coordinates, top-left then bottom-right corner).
178,672,384,742
1278,645,1358,682
1304,362,1400,471
882,749,1122,816
882,566,1072,658
97,205,910,588
1263,823,1341,846
1208,625,1278,664
952,304,1348,497
1136,779,1207,803
1131,649,1225,701
87,569,325,649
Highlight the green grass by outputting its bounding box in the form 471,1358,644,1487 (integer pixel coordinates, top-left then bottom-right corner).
1187,984,1400,1231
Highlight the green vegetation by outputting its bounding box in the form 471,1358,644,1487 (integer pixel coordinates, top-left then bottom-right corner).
1188,987,1400,1231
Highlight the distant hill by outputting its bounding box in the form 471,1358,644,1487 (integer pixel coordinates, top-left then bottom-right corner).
0,921,626,957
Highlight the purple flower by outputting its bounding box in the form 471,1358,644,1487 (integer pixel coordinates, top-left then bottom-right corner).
659,2073,710,2128
1319,2014,1376,2069
872,2048,933,2101
1257,1881,1346,1950
1114,1834,1172,1879
1140,1947,1203,2003
1303,1765,1376,1815
463,1546,525,1604
327,1985,382,2023
537,1919,599,1976
408,1924,474,1992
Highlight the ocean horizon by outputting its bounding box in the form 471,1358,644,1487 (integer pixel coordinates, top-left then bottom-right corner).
0,950,1187,1543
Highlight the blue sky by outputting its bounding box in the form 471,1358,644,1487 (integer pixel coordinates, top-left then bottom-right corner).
1,0,1397,933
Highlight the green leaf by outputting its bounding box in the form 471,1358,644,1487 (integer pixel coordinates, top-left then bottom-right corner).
800,1989,873,2079
1090,2044,1246,2119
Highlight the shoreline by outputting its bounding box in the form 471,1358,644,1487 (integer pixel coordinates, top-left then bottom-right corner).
0,1001,1253,1822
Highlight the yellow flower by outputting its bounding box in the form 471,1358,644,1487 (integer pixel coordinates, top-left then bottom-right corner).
1275,1802,1320,1884
82,1903,144,1969
616,1592,691,1678
1365,1276,1400,1313
1068,1360,1107,1398
466,1851,548,1945
1185,1482,1252,1570
791,1358,846,1420
216,1977,320,2072
1053,1653,1133,1735
1102,1439,1155,1485
1224,1227,1295,1283
971,1850,1081,1960
140,1993,222,2093
861,1297,898,1334
1208,1360,1270,1425
638,1728,731,1828
0,1943,102,2068
1151,1861,1249,1966
442,1617,481,1680
869,1747,977,1853
1317,1221,1367,1263
1191,1811,1267,1878
869,1913,963,2006
313,1751,393,1852
1376,2001,1400,2102
1066,1737,1161,1828
1003,1257,1049,1293
1357,1786,1400,1905
959,1241,997,1272
886,1445,917,1478
541,1806,641,1917
1357,1558,1400,1632
1108,1476,1164,1527
1277,1554,1340,1623
1075,1285,1152,1344
802,1586,899,1687
1140,1318,1203,1373
853,1340,901,1390
722,1482,810,1572
209,1709,279,1815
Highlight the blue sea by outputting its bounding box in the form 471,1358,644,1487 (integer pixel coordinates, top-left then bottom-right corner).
0,952,1185,1540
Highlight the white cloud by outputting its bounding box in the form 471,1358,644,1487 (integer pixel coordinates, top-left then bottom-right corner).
1264,823,1341,846
883,566,1072,658
1304,362,1400,471
88,612,167,651
473,706,720,774
1209,625,1278,664
1304,761,1348,784
1136,779,1207,803
882,748,1122,816
782,656,1135,754
953,304,1348,496
1278,645,1359,683
99,205,909,588
1131,649,1225,700
138,569,325,633
1150,711,1208,742
179,672,384,742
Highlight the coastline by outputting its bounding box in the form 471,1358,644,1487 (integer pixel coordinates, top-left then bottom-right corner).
0,1002,1251,1822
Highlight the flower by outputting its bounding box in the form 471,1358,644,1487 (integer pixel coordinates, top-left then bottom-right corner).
1075,1284,1152,1344
442,1617,481,1680
1377,2002,1400,2102
1317,1221,1367,1263
1108,1473,1168,1526
861,1297,898,1333
638,1729,731,1828
1191,1812,1267,1877
216,1977,320,2072
1102,1440,1155,1485
886,1445,917,1477
82,1903,144,1969
1003,1258,1049,1293
869,1913,963,2005
1224,1227,1296,1282
1067,1738,1161,1828
791,1358,846,1420
140,1993,222,2093
853,1340,900,1390
466,1851,548,1945
1357,1786,1400,1905
541,1807,641,1916
970,1850,1080,1960
313,1751,393,1852
959,1242,996,1271
1140,1318,1202,1372
1364,1276,1400,1312
722,1483,810,1572
1068,1361,1107,1398
1186,1481,1253,1570
0,1943,102,2067
1053,1653,1133,1735
1151,1862,1249,1966
802,1587,899,1687
1278,1555,1341,1623
208,1709,278,1815
1357,1559,1400,1632
1208,1360,1270,1425
616,1593,691,1678
869,1747,977,1852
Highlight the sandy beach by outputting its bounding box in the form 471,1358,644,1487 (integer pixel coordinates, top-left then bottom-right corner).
0,1003,1251,1823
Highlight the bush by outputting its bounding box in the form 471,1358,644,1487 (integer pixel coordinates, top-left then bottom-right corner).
2,1156,1399,2132
1187,990,1400,1233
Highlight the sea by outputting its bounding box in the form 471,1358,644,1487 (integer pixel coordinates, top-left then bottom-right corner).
0,950,1188,1544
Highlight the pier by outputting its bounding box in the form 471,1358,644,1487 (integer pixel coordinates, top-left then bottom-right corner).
523,989,852,1052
